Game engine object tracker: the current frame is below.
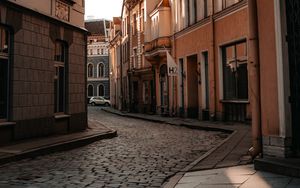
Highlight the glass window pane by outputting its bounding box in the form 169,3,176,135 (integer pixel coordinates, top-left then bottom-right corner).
0,59,8,119
54,42,65,62
58,67,65,112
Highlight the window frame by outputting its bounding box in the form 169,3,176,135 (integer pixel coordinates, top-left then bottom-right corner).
88,63,94,78
98,63,104,78
0,26,10,122
54,40,68,114
221,40,248,101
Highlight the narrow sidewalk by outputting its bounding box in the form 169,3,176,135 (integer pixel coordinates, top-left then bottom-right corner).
174,165,300,188
0,119,117,165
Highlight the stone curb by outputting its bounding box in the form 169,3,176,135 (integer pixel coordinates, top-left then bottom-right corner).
102,108,234,134
0,130,117,166
162,130,237,188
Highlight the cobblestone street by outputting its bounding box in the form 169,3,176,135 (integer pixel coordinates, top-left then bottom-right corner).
0,107,227,188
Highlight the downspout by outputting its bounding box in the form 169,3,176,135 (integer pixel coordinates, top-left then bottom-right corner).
248,0,262,157
120,34,123,110
84,33,88,128
210,0,216,120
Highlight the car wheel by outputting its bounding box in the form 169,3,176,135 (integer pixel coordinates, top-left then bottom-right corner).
104,103,109,107
91,102,96,106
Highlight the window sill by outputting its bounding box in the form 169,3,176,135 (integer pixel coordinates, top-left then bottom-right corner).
0,121,16,128
54,114,71,119
220,100,249,104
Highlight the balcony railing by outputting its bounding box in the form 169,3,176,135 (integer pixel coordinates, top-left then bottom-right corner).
145,36,171,54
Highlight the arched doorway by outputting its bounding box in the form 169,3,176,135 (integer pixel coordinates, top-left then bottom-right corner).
160,64,169,115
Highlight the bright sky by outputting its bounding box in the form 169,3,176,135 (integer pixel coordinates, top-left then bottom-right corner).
85,0,123,20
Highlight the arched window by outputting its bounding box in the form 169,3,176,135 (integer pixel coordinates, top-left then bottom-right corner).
98,85,104,96
98,63,104,77
88,85,94,97
88,64,93,77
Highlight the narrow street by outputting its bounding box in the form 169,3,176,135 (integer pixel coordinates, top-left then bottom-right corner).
0,107,227,188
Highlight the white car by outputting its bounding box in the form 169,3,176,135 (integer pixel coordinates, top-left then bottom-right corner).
89,96,111,106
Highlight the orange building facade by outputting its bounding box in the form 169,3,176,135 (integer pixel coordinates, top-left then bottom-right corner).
172,0,250,121
255,0,300,160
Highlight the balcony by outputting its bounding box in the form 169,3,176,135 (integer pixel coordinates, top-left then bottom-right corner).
144,36,171,63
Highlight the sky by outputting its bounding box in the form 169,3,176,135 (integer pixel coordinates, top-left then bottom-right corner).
85,0,123,20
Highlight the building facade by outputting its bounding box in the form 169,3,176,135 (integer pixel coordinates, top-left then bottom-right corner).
0,0,87,145
85,19,110,100
117,0,155,113
143,0,250,121
172,0,250,121
254,0,299,160
109,17,122,110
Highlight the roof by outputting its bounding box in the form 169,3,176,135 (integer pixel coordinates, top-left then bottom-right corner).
84,19,111,36
157,0,170,8
113,17,122,25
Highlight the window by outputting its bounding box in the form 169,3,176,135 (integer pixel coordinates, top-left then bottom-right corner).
215,0,241,12
0,27,9,120
98,85,104,96
98,63,104,77
97,49,100,55
143,81,149,104
88,85,93,97
101,49,104,55
140,8,144,32
88,64,93,77
90,49,93,55
222,41,248,100
133,48,138,69
197,0,209,21
189,0,197,25
133,13,137,35
54,41,67,113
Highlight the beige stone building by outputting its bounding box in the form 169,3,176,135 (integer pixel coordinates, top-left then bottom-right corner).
109,17,122,110
115,0,155,113
0,0,87,145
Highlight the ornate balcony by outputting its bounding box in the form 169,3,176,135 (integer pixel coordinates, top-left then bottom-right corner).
144,36,171,63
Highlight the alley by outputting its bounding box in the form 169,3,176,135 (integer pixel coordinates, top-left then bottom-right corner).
0,107,226,188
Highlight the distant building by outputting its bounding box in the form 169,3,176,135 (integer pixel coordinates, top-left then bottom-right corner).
85,19,111,100
0,0,87,145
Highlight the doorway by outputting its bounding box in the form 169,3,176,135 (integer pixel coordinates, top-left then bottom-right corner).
187,55,199,118
286,0,300,154
132,81,139,112
160,64,169,115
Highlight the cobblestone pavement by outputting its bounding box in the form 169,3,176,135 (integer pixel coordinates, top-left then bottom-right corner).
0,107,228,188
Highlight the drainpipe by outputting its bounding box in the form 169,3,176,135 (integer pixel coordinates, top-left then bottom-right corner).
210,0,216,120
120,35,123,111
248,0,262,158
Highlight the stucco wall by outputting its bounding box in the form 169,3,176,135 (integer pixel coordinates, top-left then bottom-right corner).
257,0,280,136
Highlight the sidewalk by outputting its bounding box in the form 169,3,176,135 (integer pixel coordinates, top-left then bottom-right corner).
102,108,253,187
174,165,300,188
0,119,117,165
